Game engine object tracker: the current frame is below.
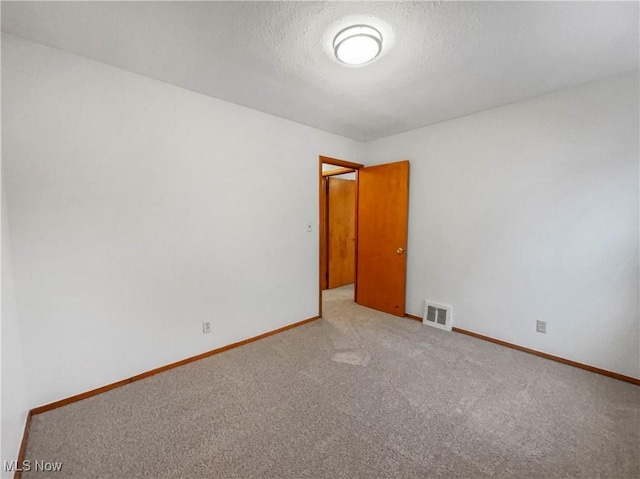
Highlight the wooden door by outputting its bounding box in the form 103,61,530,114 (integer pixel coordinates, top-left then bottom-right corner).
356,161,409,316
327,178,356,288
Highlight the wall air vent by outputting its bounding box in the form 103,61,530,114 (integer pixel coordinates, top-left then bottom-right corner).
422,300,453,332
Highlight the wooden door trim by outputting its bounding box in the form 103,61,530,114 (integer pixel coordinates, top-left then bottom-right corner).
322,167,356,177
319,156,362,317
319,159,323,317
320,176,328,291
319,156,364,170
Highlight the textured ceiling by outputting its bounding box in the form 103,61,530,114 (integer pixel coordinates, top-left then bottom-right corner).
2,1,638,141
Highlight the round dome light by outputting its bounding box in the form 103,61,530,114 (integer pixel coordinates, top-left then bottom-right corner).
333,25,383,65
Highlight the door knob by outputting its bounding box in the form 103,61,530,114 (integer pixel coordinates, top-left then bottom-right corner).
396,247,405,254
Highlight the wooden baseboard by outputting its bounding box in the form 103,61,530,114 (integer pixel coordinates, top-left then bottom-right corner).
13,411,32,479
405,313,639,386
30,315,321,416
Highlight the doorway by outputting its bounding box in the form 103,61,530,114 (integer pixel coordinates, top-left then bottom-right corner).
319,156,363,317
318,156,410,319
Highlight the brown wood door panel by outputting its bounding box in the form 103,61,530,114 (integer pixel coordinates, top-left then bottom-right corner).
356,161,409,316
327,177,356,288
320,176,328,290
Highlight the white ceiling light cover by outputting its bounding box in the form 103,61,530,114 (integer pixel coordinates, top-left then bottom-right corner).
333,24,383,65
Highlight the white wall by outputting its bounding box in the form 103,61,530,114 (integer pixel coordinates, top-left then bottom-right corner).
1,187,30,476
1,33,363,408
2,32,638,432
366,72,640,378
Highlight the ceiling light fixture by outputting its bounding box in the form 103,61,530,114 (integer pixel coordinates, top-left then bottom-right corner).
333,24,382,66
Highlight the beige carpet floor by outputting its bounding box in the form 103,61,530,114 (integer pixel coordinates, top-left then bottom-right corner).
23,284,639,478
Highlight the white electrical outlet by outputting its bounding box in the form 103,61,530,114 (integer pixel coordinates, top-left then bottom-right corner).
202,321,211,334
536,320,547,334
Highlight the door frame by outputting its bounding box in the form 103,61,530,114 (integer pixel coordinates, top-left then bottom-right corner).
318,155,364,317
